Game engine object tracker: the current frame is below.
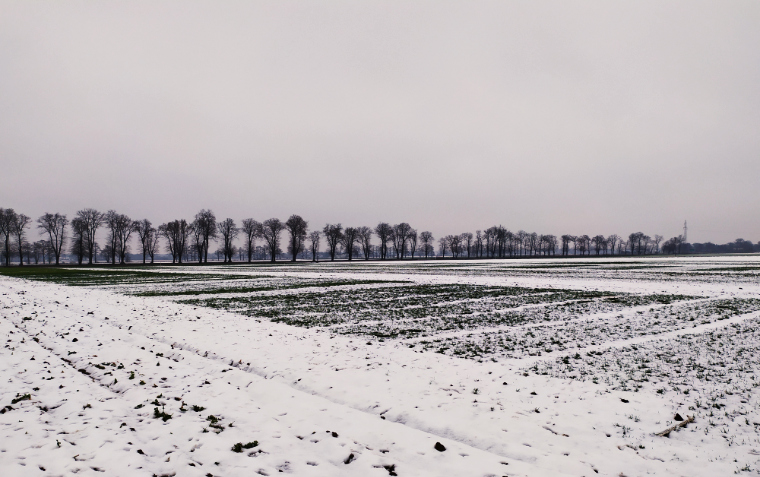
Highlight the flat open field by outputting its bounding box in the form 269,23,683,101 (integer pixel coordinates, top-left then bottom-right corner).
2,256,760,476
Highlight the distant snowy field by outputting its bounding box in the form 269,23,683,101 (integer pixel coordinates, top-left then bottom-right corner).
2,256,760,476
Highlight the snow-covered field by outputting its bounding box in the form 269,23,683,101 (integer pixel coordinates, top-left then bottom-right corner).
2,256,760,476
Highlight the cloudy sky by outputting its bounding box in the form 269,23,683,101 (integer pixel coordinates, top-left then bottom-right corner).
1,1,758,244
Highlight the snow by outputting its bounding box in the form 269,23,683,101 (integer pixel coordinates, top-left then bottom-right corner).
2,256,760,476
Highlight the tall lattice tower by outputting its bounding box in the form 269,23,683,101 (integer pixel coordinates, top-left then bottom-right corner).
683,221,688,242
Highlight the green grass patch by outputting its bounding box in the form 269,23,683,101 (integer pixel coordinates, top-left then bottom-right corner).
131,279,408,297
0,266,266,286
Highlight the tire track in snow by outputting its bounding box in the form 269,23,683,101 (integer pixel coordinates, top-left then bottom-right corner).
511,309,760,367
398,298,711,343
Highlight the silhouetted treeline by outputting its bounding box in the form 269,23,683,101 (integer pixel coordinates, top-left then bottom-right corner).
1,207,758,265
691,239,756,255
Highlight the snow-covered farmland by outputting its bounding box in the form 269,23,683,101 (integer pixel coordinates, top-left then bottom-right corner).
2,256,760,476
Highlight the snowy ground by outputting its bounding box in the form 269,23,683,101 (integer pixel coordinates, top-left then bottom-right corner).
2,256,760,476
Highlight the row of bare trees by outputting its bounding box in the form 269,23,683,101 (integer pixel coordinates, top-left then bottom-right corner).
466,227,559,258
321,223,426,261
1,208,66,266
558,233,665,256
142,214,295,264
662,235,686,255
1,206,730,265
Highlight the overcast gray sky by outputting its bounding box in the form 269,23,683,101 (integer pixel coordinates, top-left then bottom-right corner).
1,1,759,244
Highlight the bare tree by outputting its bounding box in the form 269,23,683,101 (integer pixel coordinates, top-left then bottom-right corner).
102,211,132,264
642,235,651,254
194,209,217,263
591,235,605,256
32,240,43,264
579,235,591,255
408,229,418,258
389,228,399,258
507,230,517,256
159,222,174,263
653,234,663,254
133,219,155,264
642,234,652,254
0,208,15,266
445,235,455,258
146,226,160,263
438,237,448,258
342,227,359,261
460,232,473,258
10,213,31,266
526,232,537,256
374,222,392,260
22,241,33,264
217,218,239,263
160,219,190,263
536,235,545,255
115,213,133,264
546,234,558,255
36,213,68,265
323,224,344,261
285,215,308,262
31,240,45,264
569,234,579,255
483,228,494,257
606,234,620,256
357,226,373,260
241,219,262,263
419,231,434,258
514,230,525,256
629,232,641,255
475,230,483,257
391,223,412,259
618,239,627,255
189,222,204,263
308,231,321,262
447,234,463,258
261,218,284,262
103,210,119,264
176,220,191,263
569,235,579,255
76,208,103,264
70,217,87,264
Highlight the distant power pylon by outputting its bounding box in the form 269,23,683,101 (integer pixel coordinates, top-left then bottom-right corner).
683,221,688,242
